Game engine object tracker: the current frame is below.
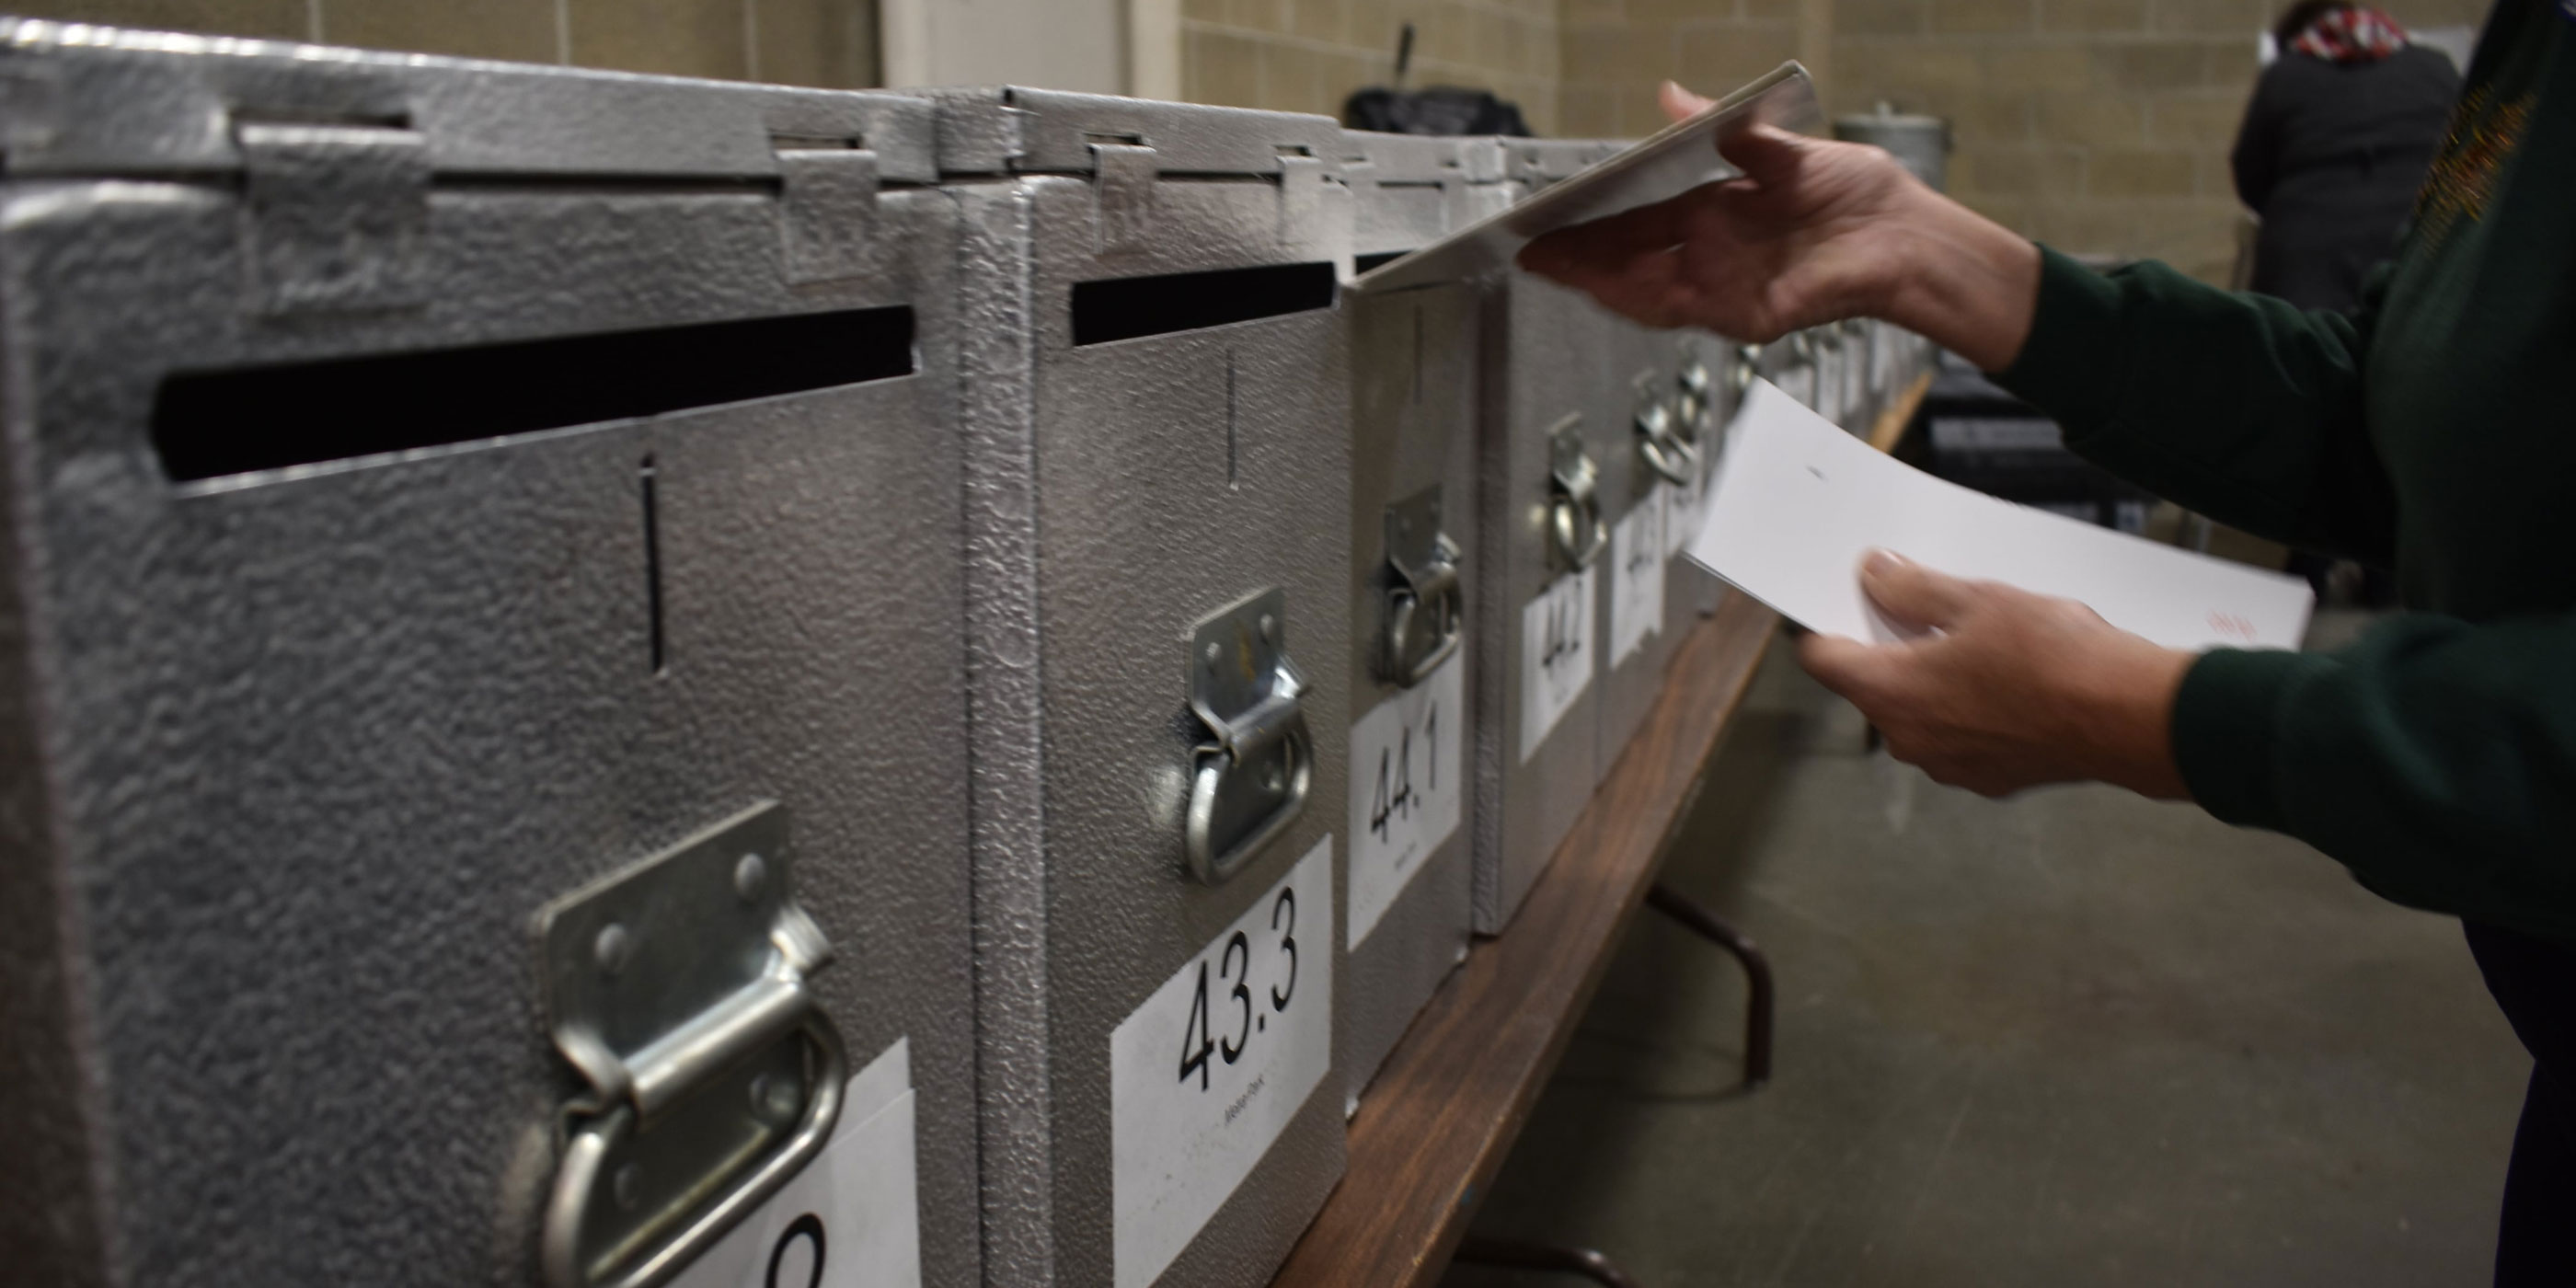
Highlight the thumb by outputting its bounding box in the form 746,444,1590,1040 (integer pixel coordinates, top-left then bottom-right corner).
1715,122,1806,183
1858,549,1974,632
1659,80,1717,123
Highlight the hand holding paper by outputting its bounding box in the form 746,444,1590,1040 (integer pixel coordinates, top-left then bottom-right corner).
1683,381,2314,799
1686,380,2313,651
1796,550,2198,798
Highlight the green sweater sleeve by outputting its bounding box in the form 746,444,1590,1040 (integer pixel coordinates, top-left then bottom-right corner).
1992,247,2400,566
2179,614,2576,942
1990,249,2576,942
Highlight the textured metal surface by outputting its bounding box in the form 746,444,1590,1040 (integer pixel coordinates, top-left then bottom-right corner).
1338,128,1489,1108
0,34,975,1288
1665,328,1743,632
0,20,938,181
1593,315,1681,776
1461,147,1630,936
926,86,1345,177
1469,266,1614,936
943,90,1351,1288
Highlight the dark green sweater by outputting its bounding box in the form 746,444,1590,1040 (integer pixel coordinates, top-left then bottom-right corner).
1994,0,2576,943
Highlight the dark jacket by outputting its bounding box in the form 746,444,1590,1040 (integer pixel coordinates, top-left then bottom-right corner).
2230,44,2460,310
1997,0,2576,943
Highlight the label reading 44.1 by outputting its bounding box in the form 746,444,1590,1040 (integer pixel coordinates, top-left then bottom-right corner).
1346,649,1465,949
1110,837,1334,1288
1518,567,1596,764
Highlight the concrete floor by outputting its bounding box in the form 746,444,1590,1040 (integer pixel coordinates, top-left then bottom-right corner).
1443,614,2532,1288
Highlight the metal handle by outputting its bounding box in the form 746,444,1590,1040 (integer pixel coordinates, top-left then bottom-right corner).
543,1012,848,1288
1185,708,1314,884
1548,490,1607,569
1635,401,1698,487
1729,344,1761,399
1385,587,1464,687
1674,361,1713,442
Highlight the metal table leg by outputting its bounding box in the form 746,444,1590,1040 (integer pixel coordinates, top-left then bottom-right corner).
1644,882,1775,1087
1454,1236,1644,1287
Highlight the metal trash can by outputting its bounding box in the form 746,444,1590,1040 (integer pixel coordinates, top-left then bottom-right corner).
0,25,978,1288
1466,138,1621,935
932,88,1351,1288
1337,130,1505,1110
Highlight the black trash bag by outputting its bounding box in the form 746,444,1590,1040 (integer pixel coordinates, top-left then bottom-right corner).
1342,85,1531,137
1339,24,1532,137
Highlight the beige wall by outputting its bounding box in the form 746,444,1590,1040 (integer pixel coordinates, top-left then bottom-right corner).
1828,0,2488,282
1196,0,2489,282
6,0,880,86
1558,0,1804,137
17,0,2497,282
1180,0,1564,133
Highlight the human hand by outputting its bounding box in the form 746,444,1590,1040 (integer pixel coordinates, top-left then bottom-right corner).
1797,550,2196,799
1515,82,2042,372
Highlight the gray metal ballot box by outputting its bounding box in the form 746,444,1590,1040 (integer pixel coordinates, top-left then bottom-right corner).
931,89,1351,1288
0,26,980,1288
1662,329,1755,638
1594,312,1685,774
1466,137,1622,935
1338,129,1504,1109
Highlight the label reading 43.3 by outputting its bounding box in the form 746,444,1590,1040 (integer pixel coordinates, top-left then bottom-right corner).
1110,837,1334,1288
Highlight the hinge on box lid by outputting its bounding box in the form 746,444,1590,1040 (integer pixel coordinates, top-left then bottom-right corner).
1185,587,1314,884
1090,139,1157,252
1378,487,1464,687
772,132,880,283
535,801,847,1288
1274,148,1329,245
235,119,428,314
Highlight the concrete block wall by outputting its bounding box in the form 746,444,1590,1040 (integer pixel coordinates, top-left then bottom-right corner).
11,0,2497,296
1827,0,2489,282
5,0,880,86
1179,0,1565,134
1558,0,1809,137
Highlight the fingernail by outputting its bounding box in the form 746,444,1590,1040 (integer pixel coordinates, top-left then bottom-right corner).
1862,549,1906,576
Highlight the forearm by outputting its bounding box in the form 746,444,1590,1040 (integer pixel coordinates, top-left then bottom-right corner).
1990,251,2398,562
2178,612,2576,943
1871,185,2042,373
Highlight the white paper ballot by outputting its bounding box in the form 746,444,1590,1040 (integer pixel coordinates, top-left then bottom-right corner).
1686,380,2314,650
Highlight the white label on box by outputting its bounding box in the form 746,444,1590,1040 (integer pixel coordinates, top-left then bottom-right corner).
1663,467,1703,558
1607,494,1665,668
1517,568,1595,765
1346,650,1466,949
667,1038,923,1288
1110,837,1334,1288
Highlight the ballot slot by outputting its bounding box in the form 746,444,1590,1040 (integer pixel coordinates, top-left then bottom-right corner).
1069,260,1339,346
150,305,917,483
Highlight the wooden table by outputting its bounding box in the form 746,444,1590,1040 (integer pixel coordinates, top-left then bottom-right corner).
1271,374,1932,1288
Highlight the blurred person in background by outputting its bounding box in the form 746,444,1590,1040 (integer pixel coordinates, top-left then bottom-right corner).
1521,0,2575,1276
2233,0,2459,604
2234,0,2460,312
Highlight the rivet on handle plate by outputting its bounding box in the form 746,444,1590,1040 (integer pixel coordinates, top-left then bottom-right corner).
1185,587,1314,884
535,802,845,1288
1378,487,1466,688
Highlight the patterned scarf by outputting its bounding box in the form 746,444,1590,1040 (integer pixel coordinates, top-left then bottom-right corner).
2291,6,2409,63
